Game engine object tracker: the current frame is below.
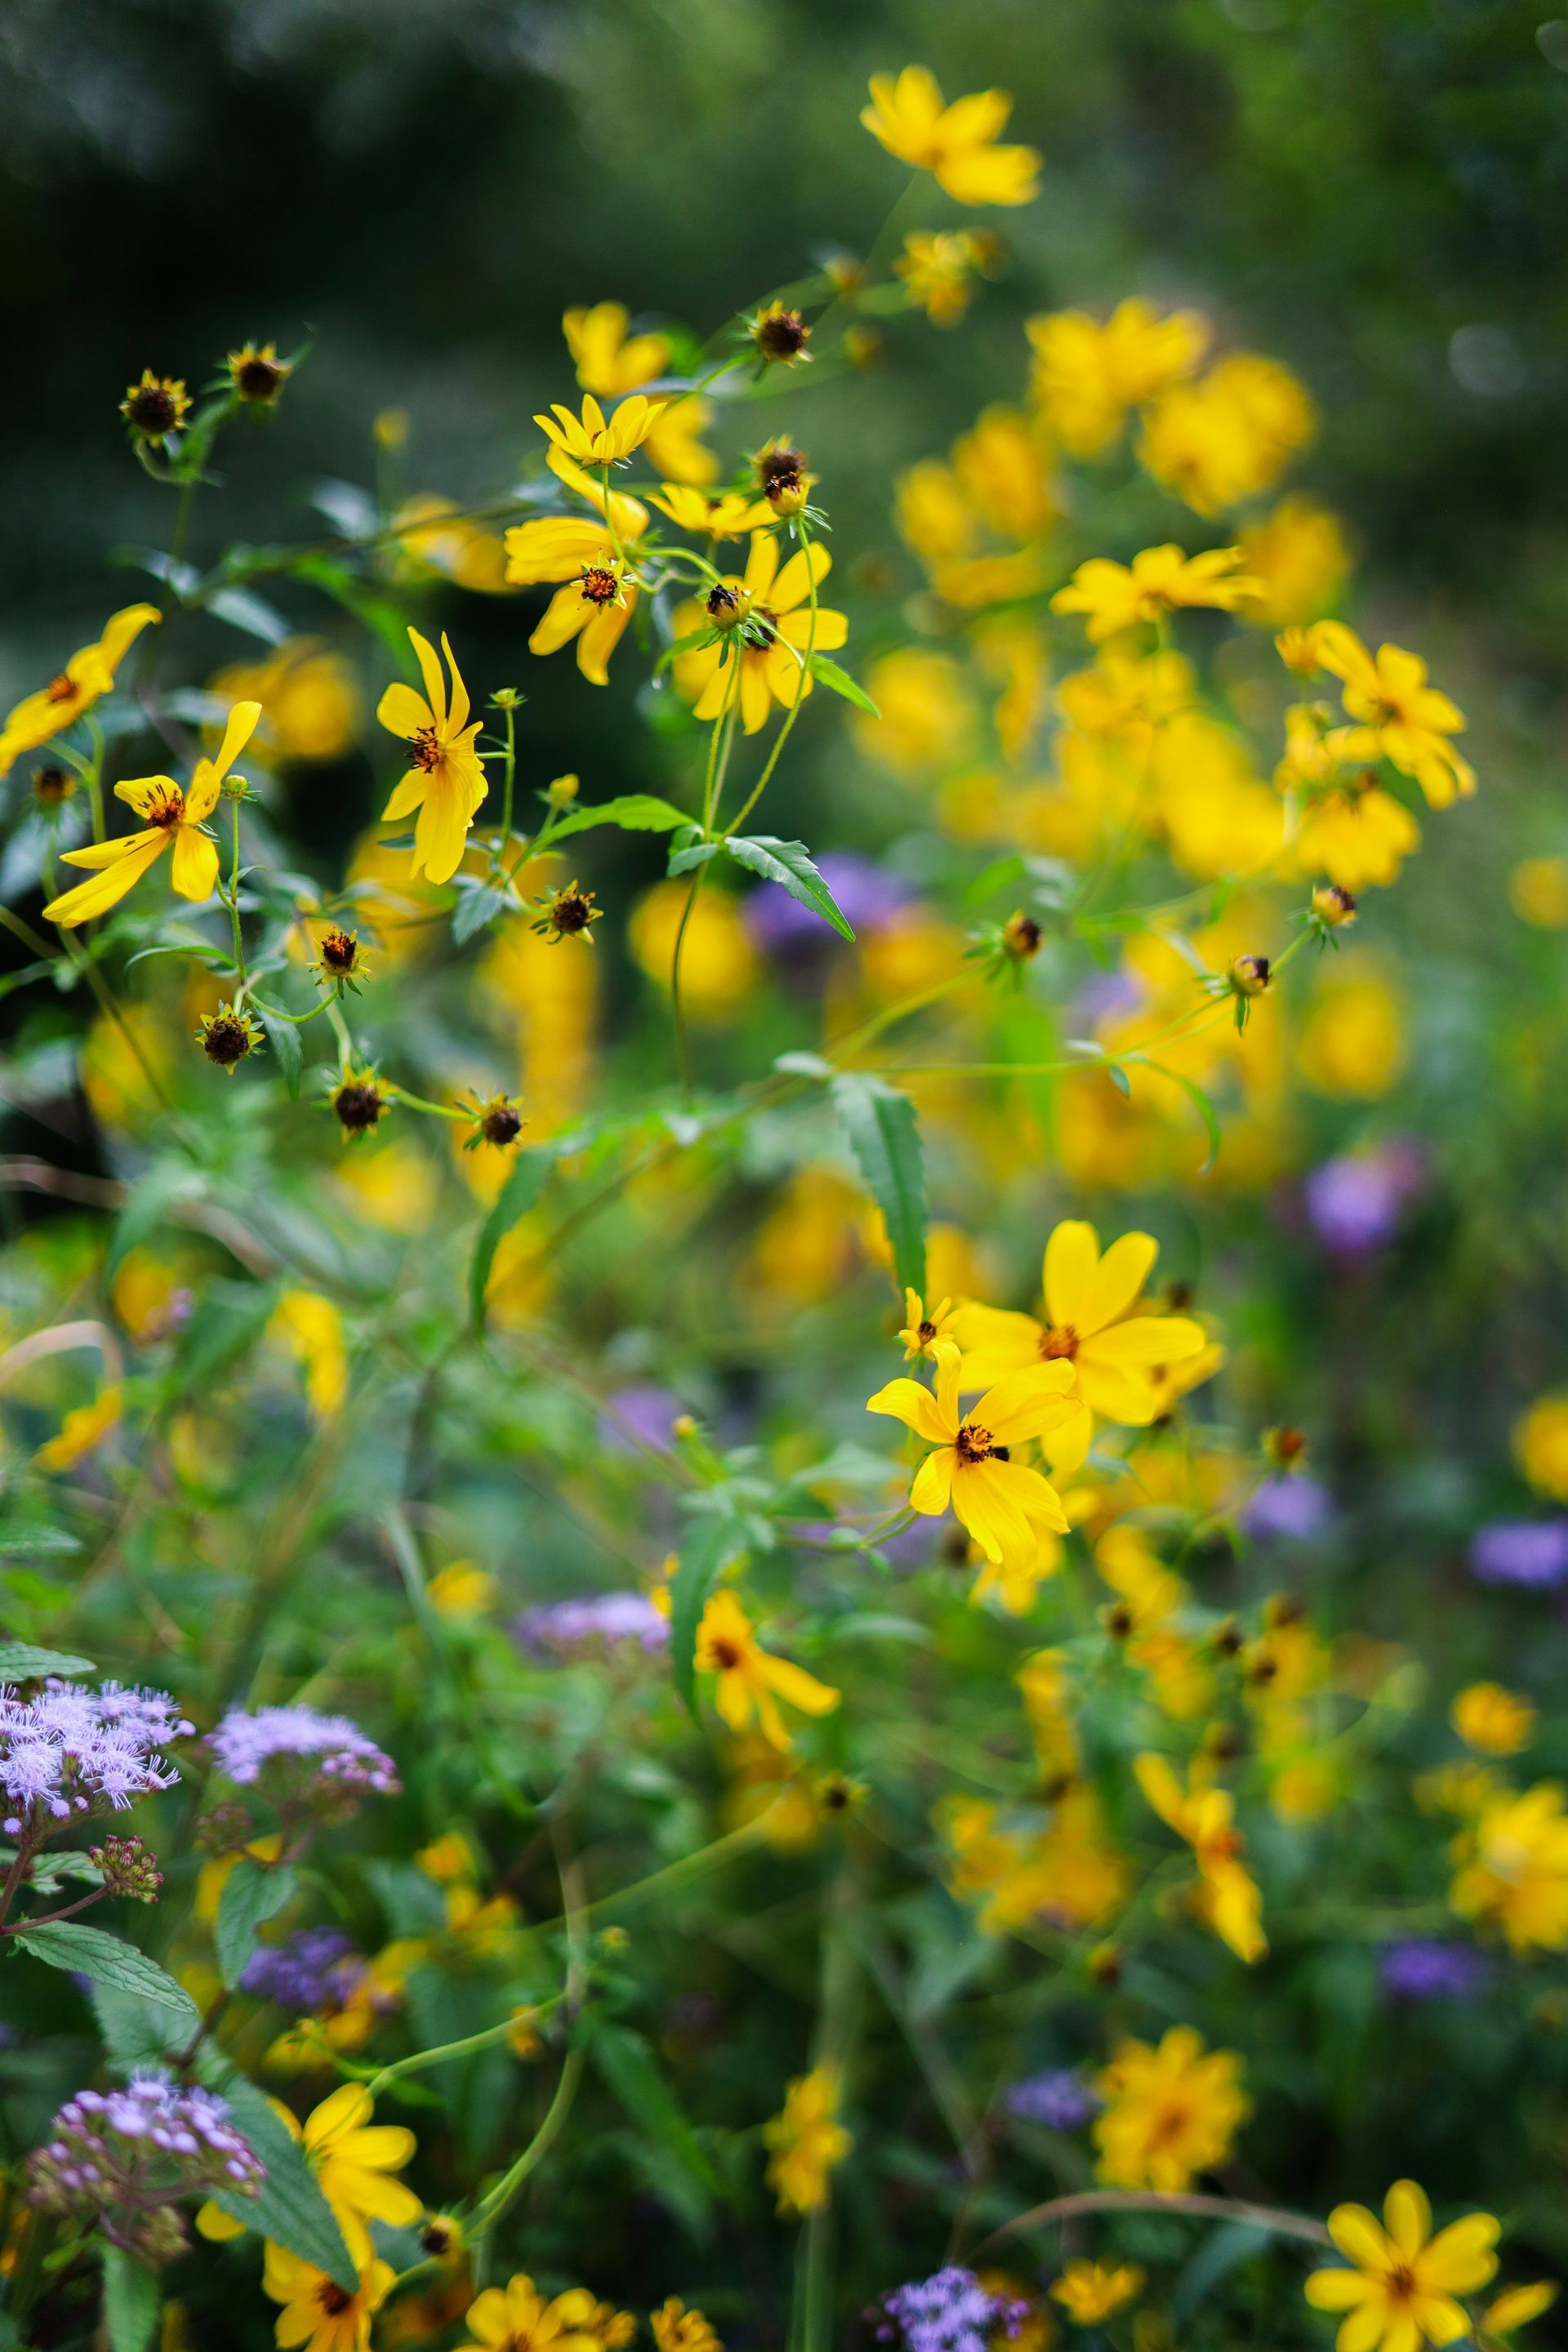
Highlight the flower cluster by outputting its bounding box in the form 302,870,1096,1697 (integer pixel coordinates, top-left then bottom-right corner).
27,2073,262,2262
0,1680,191,1842
875,2269,1028,2352
207,1704,399,1824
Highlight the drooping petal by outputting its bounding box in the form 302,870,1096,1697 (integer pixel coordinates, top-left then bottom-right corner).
1076,1230,1158,1335
529,585,592,657
577,593,636,686
382,770,428,822
744,530,780,600
1044,1218,1098,1328
42,831,169,926
773,541,833,615
377,681,434,739
209,698,263,785
866,1377,951,1446
440,632,470,733
1042,1401,1093,1474
951,1456,1036,1561
740,654,776,733
910,1447,955,1515
1086,1313,1207,1365
408,627,448,730
1409,2296,1472,2346
412,777,474,885
169,825,220,901
1337,2296,1395,2352
760,1654,841,1717
976,1361,1076,1445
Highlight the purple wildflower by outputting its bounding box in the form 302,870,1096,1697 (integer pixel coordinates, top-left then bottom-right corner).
1243,1476,1335,1544
241,1926,358,2013
1380,1940,1488,2002
1470,1521,1568,1589
1302,1142,1422,1256
876,2268,1027,2352
514,1592,669,1660
208,1706,398,1817
745,852,911,959
1005,2067,1098,2129
0,1680,191,1842
27,2070,262,2262
599,1384,686,1454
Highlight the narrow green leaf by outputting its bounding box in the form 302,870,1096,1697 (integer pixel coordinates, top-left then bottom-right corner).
541,794,691,843
215,1860,297,1989
207,586,291,645
591,2022,719,2226
11,1922,198,2025
100,2243,160,2352
807,653,880,716
669,1517,746,1716
1129,1056,1223,1174
725,835,854,941
257,1007,302,1101
668,840,719,877
1107,1061,1132,1099
830,1073,926,1298
198,2061,357,2288
0,1640,93,1678
469,1147,554,1331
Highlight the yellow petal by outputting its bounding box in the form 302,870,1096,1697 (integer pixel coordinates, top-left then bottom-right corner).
1044,1219,1098,1328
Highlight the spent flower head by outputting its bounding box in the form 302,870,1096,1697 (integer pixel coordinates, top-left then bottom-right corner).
195,1001,265,1076
121,370,191,441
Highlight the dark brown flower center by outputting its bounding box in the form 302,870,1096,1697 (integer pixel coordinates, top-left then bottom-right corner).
480,1101,523,1147
754,308,811,362
145,786,186,830
317,2284,354,2317
45,674,77,704
333,1080,384,1134
580,566,619,606
710,1639,742,1671
407,725,443,773
552,893,592,933
955,1422,995,1463
321,929,359,973
202,1017,252,1067
235,355,285,401
916,1321,938,1344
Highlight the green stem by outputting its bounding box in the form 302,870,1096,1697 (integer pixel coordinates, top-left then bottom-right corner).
498,703,516,864
466,2043,586,2242
721,514,820,843
366,1993,567,2098
225,797,247,988
973,2187,1333,2256
387,1087,466,1121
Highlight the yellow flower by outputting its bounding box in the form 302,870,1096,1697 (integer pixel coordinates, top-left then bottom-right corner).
626,880,759,1018
211,639,360,764
866,1343,1077,1570
534,392,666,468
1304,2180,1499,2352
564,302,669,396
0,602,161,775
762,2064,851,2216
1452,1682,1535,1757
1282,716,1423,891
1051,546,1258,642
414,1831,476,1883
1134,1753,1266,1962
34,1385,122,1473
1296,971,1407,1100
1093,2026,1250,2191
1450,1781,1568,1953
1314,622,1475,807
1138,357,1316,516
506,466,650,684
376,627,487,885
1050,2261,1144,2325
262,2247,394,2352
1482,2285,1558,2337
673,534,846,734
1240,496,1351,627
1513,1394,1568,1501
390,495,514,595
953,1222,1206,1462
44,700,261,927
1509,857,1568,929
651,2298,722,2352
455,2274,604,2352
427,1561,497,1617
268,1290,348,1420
694,1590,840,1752
1026,301,1209,456
297,2084,421,2269
941,1789,1129,1935
861,65,1039,204
649,484,773,539
897,1288,958,1361
895,229,998,327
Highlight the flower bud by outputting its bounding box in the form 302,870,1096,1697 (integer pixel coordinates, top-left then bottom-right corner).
1001,911,1043,960
1312,882,1357,927
31,765,75,807
706,583,745,630
546,771,579,806
1228,954,1271,998
88,1833,163,1904
120,371,190,439
751,305,812,366
331,1073,387,1139
195,1003,265,1076
227,342,290,405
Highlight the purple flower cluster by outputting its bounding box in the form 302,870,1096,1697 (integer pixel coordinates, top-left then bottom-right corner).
209,1705,398,1819
241,1925,359,2012
28,2070,262,2261
876,2269,1027,2352
1243,1476,1335,1544
1470,1521,1568,1589
745,852,911,959
1,1680,192,1841
1380,1940,1489,2002
599,1384,687,1454
514,1592,669,1660
1302,1142,1422,1256
1004,2067,1098,2129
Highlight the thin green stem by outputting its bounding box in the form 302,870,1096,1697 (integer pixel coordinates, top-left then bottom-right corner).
721,514,820,842
366,1993,567,2099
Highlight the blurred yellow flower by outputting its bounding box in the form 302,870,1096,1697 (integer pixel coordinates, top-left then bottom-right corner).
1140,356,1316,515
1093,2025,1249,2191
1304,2180,1499,2352
1513,1394,1568,1500
942,1788,1129,1933
1296,970,1406,1099
427,1561,497,1618
696,1590,840,1751
762,2064,851,2215
1026,301,1208,455
391,495,514,595
649,485,772,539
1316,623,1475,807
269,1290,349,1419
1509,856,1568,929
861,66,1040,205
897,1289,958,1362
853,648,974,777
626,880,759,1018
454,2274,603,2352
1051,2262,1143,2325
0,601,159,775
1052,545,1258,642
896,229,999,327
1483,2284,1558,2337
1450,1781,1568,1952
1453,1682,1536,1757
1240,496,1351,626
212,639,360,763
1134,1753,1266,1962
35,1385,122,1473
564,301,669,396
650,2297,722,2352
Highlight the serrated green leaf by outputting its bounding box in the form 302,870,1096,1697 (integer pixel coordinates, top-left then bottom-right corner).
807,653,880,716
91,1982,192,2068
469,1147,555,1332
198,2061,357,2288
256,1007,301,1100
669,1516,746,1717
830,1072,925,1298
0,1640,93,1677
725,835,854,941
668,839,719,877
541,794,690,843
11,1922,198,2024
100,2243,160,2352
215,1860,297,1989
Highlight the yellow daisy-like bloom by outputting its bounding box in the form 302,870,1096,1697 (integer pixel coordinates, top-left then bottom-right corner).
1287,769,1423,893
262,2247,394,2352
866,1343,1076,1566
694,1590,840,1752
648,484,773,540
1050,2261,1145,2325
1092,2025,1250,2191
1449,1781,1568,1953
672,534,846,735
860,66,1040,206
762,2064,851,2216
376,626,487,884
34,1386,122,1473
897,1287,958,1361
564,302,668,397
1452,1682,1536,1757
269,1290,349,1421
455,2274,605,2352
1026,300,1209,456
297,2083,421,2269
1052,545,1259,642
1512,1392,1568,1501
1314,621,1475,808
650,2297,722,2352
895,229,997,328
506,464,651,685
1134,1753,1267,1962
1304,2180,1499,2352
0,602,161,775
952,1222,1206,1469
44,699,261,927
534,392,666,469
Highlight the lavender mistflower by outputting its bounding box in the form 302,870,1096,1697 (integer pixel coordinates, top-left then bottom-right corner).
1470,1521,1568,1589
1243,1476,1335,1544
599,1384,686,1454
514,1592,669,1660
241,1925,358,2013
1005,2067,1098,2129
1380,1940,1488,2002
0,1679,192,1842
875,2268,1027,2352
208,1705,398,1823
1302,1143,1422,1257
27,2070,262,2262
